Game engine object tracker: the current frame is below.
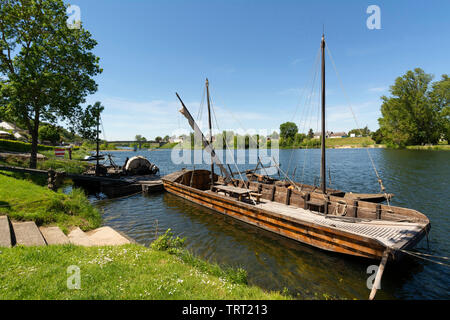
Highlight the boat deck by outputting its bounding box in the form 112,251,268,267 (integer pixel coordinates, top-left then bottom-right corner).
253,200,425,249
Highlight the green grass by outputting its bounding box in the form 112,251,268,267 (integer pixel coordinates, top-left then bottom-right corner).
0,174,101,232
325,137,375,148
405,144,450,151
158,142,180,149
0,244,288,300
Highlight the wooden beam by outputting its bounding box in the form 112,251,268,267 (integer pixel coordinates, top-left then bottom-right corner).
369,249,390,300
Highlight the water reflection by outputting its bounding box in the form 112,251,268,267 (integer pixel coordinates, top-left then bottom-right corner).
95,148,449,299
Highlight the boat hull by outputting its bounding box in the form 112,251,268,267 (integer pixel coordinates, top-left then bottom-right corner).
163,179,397,260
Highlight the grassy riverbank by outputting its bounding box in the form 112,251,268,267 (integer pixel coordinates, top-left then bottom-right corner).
405,144,450,151
0,173,101,233
0,244,288,300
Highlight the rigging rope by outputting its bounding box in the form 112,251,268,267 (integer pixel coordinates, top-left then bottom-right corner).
285,48,321,179
208,87,257,205
325,43,391,206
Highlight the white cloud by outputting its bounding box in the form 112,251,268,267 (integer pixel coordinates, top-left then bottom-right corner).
368,86,388,93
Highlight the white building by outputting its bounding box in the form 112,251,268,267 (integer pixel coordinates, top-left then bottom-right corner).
0,120,28,140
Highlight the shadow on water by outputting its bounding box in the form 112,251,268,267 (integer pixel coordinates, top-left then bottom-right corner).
94,148,449,299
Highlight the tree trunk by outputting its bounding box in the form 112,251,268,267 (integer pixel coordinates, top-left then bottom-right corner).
29,110,40,169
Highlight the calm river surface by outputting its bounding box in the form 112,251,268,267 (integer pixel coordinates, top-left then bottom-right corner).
92,148,449,299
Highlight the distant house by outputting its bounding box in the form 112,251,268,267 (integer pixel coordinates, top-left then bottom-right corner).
329,132,347,139
0,130,13,139
169,136,184,144
0,120,28,141
313,131,347,139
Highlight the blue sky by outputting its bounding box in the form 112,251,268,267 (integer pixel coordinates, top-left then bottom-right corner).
71,0,449,140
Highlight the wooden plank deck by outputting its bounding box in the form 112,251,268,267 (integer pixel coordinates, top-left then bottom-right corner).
254,200,425,249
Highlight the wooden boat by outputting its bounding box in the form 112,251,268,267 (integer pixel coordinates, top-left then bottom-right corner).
164,36,431,267
163,169,429,261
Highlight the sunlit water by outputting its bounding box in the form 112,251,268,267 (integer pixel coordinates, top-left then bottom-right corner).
91,148,449,299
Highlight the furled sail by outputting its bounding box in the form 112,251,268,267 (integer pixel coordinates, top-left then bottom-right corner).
176,93,233,183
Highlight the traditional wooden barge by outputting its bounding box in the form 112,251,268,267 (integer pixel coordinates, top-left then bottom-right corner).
163,169,430,261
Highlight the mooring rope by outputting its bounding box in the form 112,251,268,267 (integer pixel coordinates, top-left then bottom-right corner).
396,249,450,267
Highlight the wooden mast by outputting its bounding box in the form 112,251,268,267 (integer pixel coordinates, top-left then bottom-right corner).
320,34,327,194
95,104,100,176
206,78,215,189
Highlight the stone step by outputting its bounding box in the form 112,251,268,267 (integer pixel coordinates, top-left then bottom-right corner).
86,227,132,246
0,216,12,247
39,226,70,245
68,227,94,247
12,221,46,246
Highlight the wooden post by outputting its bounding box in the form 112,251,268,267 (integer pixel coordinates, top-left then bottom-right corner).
304,193,311,210
376,204,382,220
47,169,56,191
271,186,276,202
369,249,390,300
257,183,262,194
353,200,359,218
286,188,292,205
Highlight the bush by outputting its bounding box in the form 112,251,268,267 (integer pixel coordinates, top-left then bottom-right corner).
151,229,186,254
0,139,79,153
0,139,55,152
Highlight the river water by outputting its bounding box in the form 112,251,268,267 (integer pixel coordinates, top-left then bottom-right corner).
92,148,449,299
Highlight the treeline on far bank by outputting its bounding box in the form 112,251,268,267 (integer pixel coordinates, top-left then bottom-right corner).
374,69,449,148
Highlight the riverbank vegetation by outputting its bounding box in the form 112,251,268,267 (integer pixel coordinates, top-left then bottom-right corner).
0,244,288,300
0,173,101,233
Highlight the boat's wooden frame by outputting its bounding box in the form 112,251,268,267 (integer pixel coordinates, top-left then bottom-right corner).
163,169,430,261
246,171,393,203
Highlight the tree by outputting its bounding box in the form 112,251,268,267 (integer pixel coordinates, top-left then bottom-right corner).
280,122,298,141
378,69,444,146
38,124,60,144
371,128,384,144
78,102,104,141
430,75,450,142
0,0,102,167
294,133,306,145
135,135,147,142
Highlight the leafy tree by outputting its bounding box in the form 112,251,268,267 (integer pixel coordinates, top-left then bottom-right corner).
280,122,298,141
378,69,444,146
0,0,102,168
429,75,450,142
78,102,104,141
294,133,306,145
38,124,60,144
371,128,384,144
135,135,147,142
